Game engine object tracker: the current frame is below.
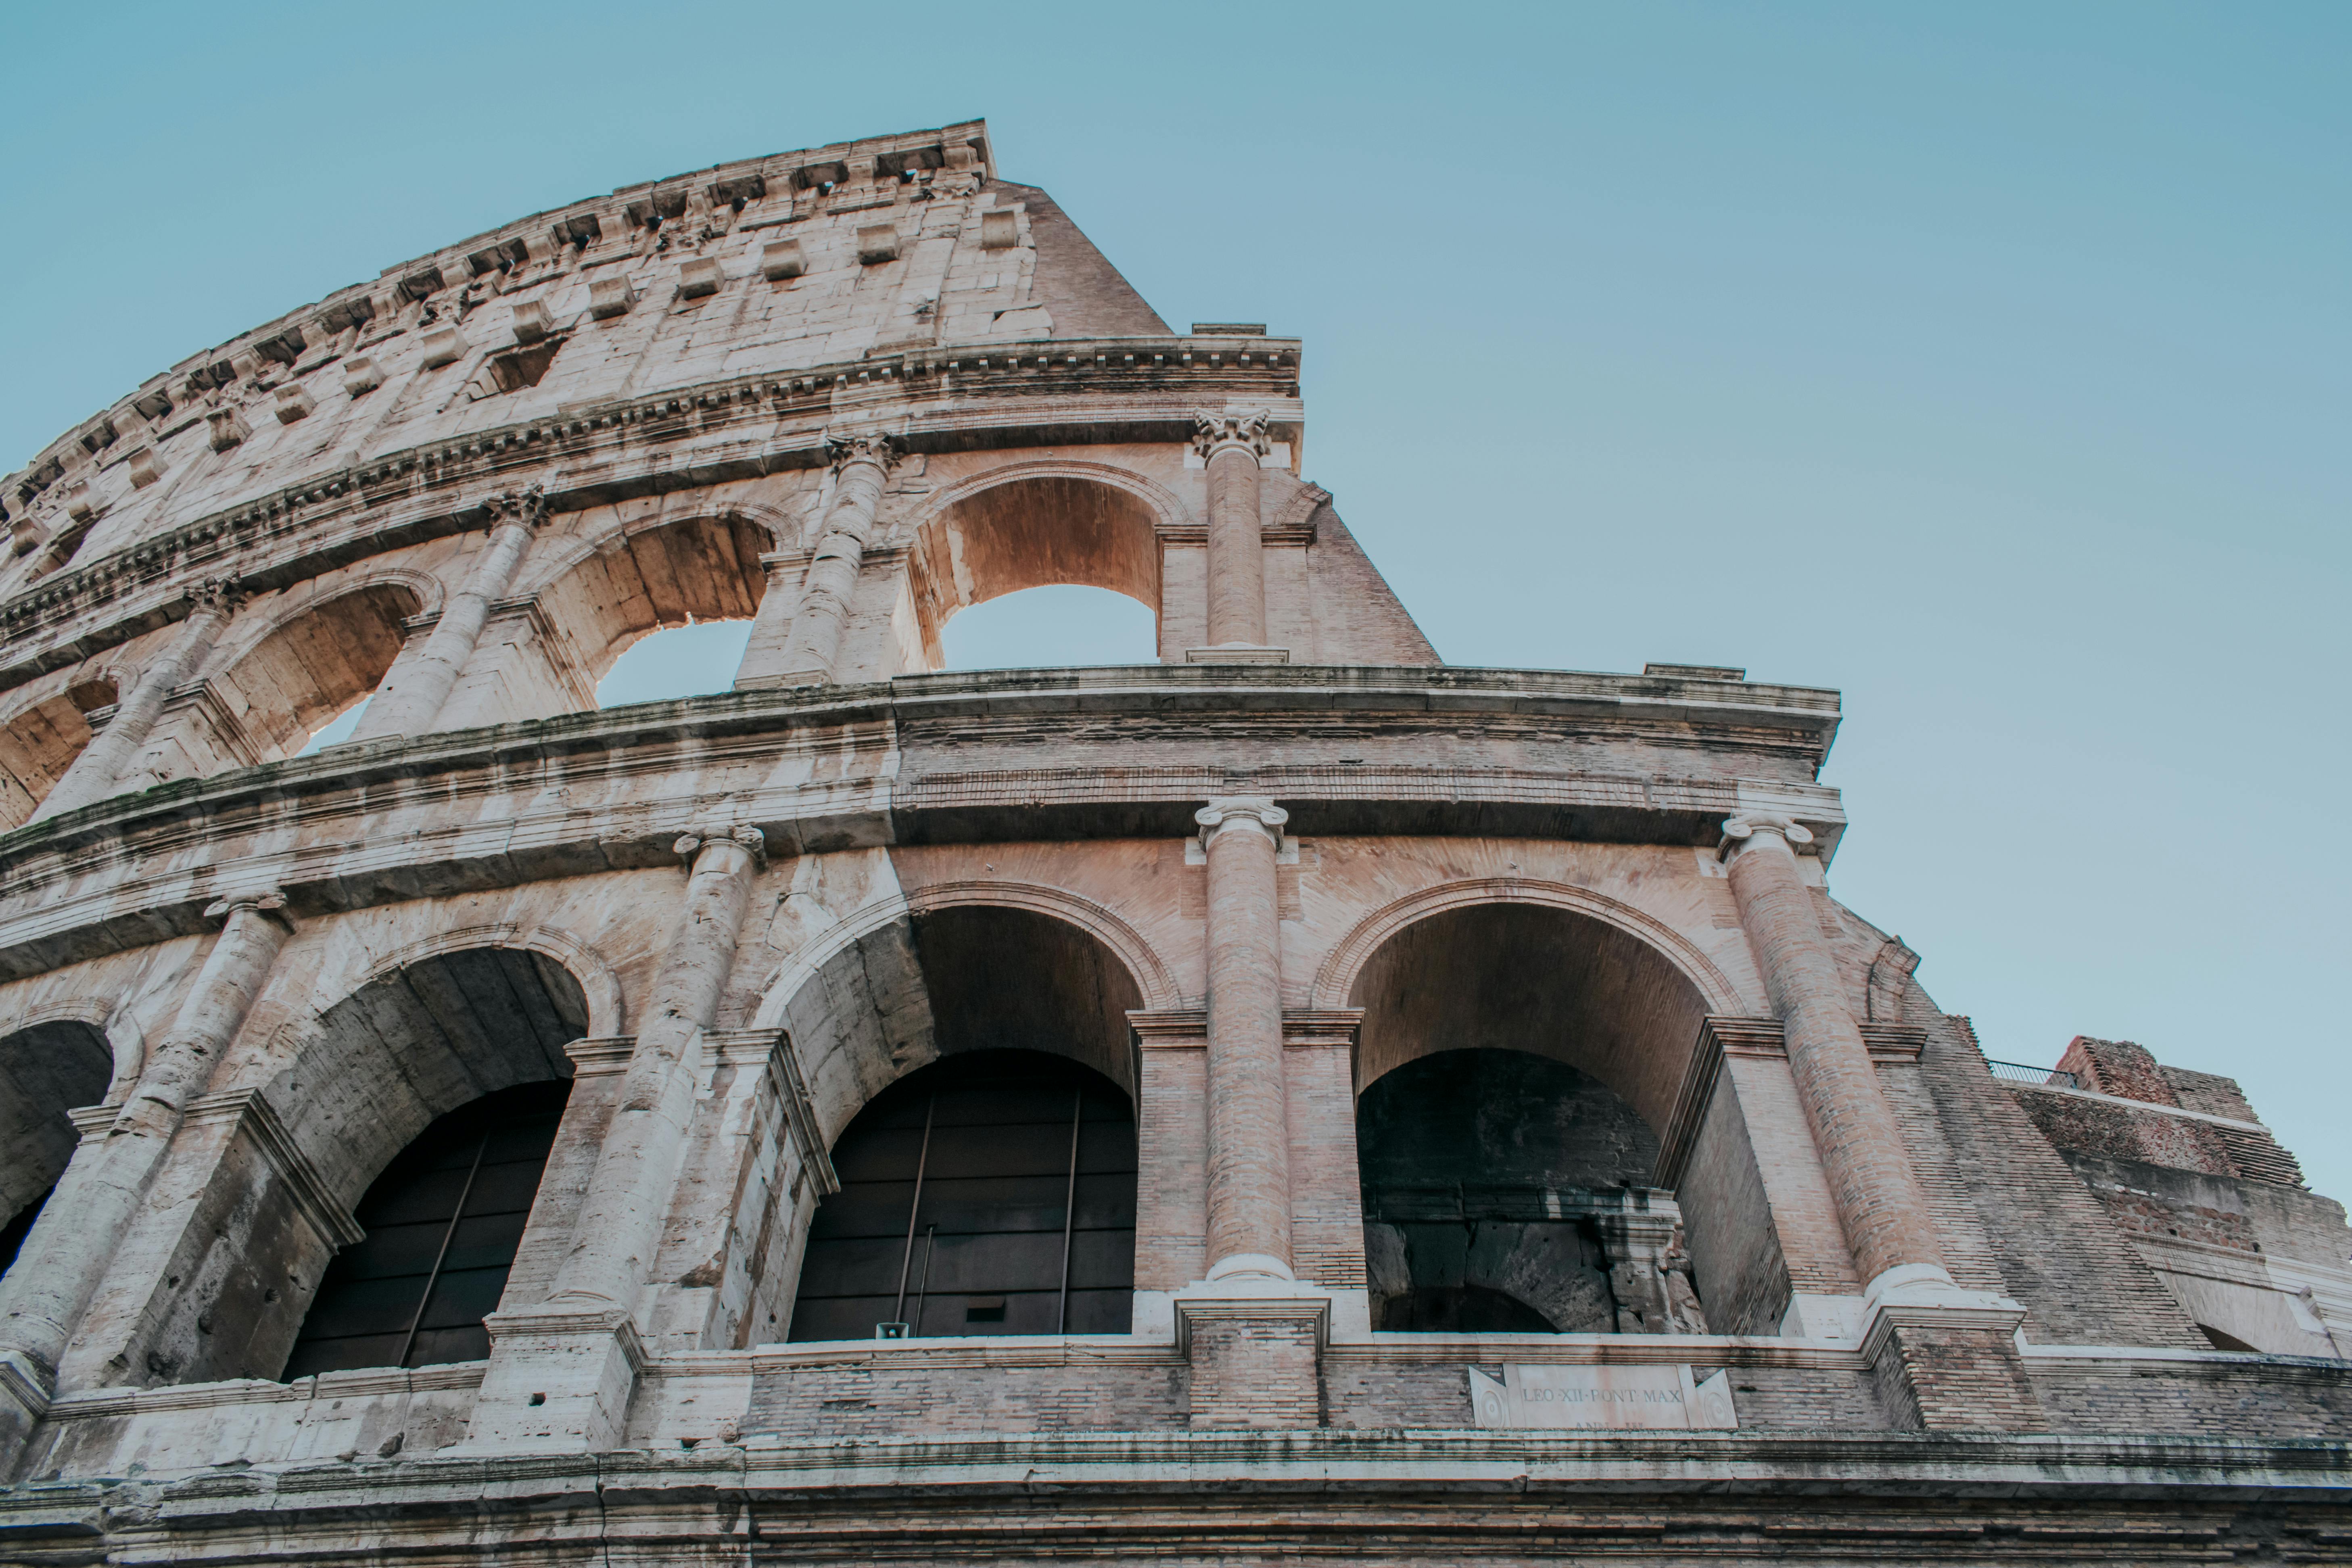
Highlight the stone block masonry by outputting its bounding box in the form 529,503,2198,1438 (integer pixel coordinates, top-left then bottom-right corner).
0,117,2344,1564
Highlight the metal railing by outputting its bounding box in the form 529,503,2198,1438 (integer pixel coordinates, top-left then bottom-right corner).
1986,1059,2080,1090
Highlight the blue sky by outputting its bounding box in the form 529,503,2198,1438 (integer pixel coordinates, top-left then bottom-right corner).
4,3,2347,1201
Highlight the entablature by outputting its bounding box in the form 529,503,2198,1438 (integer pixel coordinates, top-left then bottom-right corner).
0,666,1843,985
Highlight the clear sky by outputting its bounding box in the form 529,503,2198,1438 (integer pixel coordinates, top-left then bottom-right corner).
4,4,2347,1203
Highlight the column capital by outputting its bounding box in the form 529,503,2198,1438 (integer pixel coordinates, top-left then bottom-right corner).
825,428,901,474
1718,812,1815,862
484,482,549,531
186,577,248,619
675,825,767,869
1197,796,1287,849
1192,409,1272,462
202,888,287,922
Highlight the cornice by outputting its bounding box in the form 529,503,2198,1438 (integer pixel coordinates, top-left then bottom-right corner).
0,334,1303,690
3,122,999,517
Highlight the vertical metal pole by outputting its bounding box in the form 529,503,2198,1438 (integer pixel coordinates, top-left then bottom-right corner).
910,1225,936,1338
890,1094,935,1327
1056,1086,1083,1334
398,1126,488,1369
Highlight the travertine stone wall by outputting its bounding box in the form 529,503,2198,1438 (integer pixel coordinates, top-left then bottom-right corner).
0,118,2343,1559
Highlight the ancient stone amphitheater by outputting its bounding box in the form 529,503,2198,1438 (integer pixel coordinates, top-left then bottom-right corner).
0,119,2344,1564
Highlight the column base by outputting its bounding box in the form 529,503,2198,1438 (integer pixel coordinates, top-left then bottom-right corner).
1857,1279,2039,1432
0,1351,53,1476
451,1305,645,1454
1173,1278,1332,1429
732,671,829,691
1184,645,1291,664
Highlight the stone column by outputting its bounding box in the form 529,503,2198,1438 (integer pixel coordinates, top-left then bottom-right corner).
351,486,547,741
1719,813,1947,1293
1196,797,1291,1281
776,434,897,685
31,582,240,823
731,551,807,689
0,891,289,1456
464,829,764,1452
551,827,767,1306
1193,411,1271,651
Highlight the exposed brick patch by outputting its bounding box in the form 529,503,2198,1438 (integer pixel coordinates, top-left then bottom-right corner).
1869,1319,2045,1432
1188,1317,1320,1428
1901,998,2207,1349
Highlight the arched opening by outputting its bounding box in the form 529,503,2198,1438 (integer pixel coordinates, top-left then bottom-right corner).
533,515,771,697
0,678,117,828
787,1049,1135,1341
258,946,591,1378
1349,903,1714,1335
775,900,1150,1340
0,1020,112,1278
211,583,421,763
940,584,1159,670
905,476,1161,671
596,620,754,707
280,1080,570,1377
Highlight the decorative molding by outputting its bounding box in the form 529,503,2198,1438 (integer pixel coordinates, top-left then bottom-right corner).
564,1036,638,1077
1197,795,1287,849
825,429,902,473
1190,408,1272,462
706,1025,840,1197
182,1087,365,1248
481,1305,647,1375
1128,1007,1207,1048
1282,1009,1362,1049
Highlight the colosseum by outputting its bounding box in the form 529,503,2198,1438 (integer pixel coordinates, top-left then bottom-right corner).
0,118,2344,1563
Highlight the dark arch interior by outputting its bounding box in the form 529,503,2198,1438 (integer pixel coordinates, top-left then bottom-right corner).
1349,904,1715,1336
282,1079,571,1377
1350,903,1710,1130
1358,1050,1661,1333
912,904,1144,1096
271,947,589,1204
0,1020,113,1277
253,948,590,1381
789,1050,1137,1341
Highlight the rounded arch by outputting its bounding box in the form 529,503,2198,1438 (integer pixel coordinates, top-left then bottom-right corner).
1,996,137,1102
200,578,427,760
524,511,775,694
263,944,594,1210
1314,877,1744,1015
1327,880,1733,1140
904,880,1180,1012
0,1016,114,1265
904,461,1182,670
756,890,1153,1146
357,921,626,1039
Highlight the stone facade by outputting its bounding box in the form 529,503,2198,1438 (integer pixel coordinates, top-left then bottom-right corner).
0,120,2344,1562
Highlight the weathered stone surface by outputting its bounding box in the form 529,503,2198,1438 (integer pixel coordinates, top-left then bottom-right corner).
0,116,2343,1562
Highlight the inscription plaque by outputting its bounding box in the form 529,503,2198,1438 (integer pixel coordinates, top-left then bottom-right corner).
1468,1363,1739,1431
